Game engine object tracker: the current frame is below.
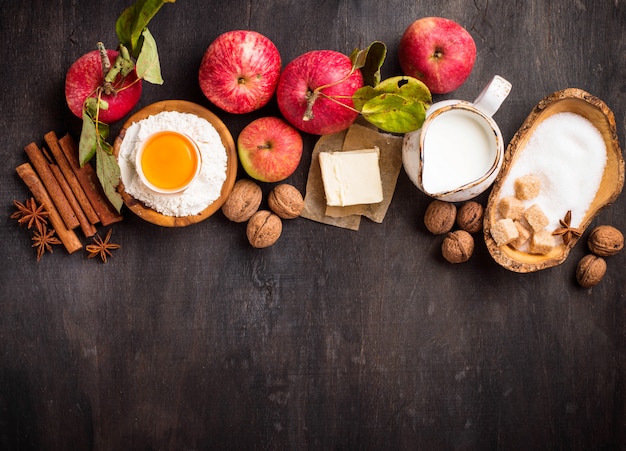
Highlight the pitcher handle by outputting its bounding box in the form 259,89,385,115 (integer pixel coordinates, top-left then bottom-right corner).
472,75,512,118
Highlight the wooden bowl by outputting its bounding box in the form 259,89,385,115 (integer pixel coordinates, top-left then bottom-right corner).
113,100,237,227
483,88,625,272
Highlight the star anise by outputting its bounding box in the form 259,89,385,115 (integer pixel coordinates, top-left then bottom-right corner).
86,228,120,263
31,225,62,261
552,210,582,246
11,197,49,231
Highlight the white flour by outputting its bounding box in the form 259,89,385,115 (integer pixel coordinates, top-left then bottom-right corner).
118,111,228,217
498,112,606,230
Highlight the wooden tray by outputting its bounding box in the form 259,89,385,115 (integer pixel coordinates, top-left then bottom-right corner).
112,100,237,227
483,88,625,272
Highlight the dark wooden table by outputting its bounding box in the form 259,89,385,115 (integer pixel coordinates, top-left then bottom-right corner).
1,1,625,449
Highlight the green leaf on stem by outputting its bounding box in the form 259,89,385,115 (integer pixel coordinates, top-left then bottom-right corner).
104,45,136,83
118,45,136,77
79,111,98,166
116,0,175,58
350,41,387,87
136,28,163,84
353,75,432,110
79,98,110,166
96,143,124,213
79,98,122,211
359,93,429,134
353,76,432,133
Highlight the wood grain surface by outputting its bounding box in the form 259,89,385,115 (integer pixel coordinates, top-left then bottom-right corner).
1,1,625,449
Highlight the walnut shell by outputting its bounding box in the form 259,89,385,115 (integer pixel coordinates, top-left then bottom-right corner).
221,179,262,222
268,184,304,219
576,254,607,288
442,230,474,263
424,200,457,235
587,225,624,257
456,201,484,234
246,210,282,248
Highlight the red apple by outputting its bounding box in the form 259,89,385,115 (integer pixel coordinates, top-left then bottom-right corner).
65,49,142,123
237,117,303,183
398,17,476,94
198,30,281,114
276,50,364,135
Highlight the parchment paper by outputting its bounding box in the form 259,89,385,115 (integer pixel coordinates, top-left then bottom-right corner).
301,122,404,230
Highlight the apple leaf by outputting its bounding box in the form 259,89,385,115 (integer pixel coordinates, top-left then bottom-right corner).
79,98,110,166
79,112,97,166
83,96,106,117
79,98,122,212
350,41,386,87
353,76,432,133
136,28,163,84
104,45,136,83
116,0,175,58
96,143,124,213
118,45,136,77
353,75,432,109
359,93,429,134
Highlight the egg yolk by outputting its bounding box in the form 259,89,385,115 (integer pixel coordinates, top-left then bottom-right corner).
140,131,199,191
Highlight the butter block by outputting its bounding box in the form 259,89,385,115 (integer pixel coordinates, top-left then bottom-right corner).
319,148,383,207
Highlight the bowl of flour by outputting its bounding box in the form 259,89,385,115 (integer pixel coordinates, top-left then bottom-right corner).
113,100,237,227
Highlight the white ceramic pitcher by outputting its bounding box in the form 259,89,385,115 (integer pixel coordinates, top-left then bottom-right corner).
402,75,512,202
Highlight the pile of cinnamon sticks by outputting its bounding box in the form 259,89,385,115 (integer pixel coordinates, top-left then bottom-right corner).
16,131,123,254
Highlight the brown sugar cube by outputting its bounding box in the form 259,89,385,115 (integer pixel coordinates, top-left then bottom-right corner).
530,229,556,255
510,221,531,249
514,174,541,200
523,204,549,232
498,196,525,220
490,218,519,247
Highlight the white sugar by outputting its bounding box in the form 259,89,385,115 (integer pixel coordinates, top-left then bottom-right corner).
118,111,228,217
498,112,606,230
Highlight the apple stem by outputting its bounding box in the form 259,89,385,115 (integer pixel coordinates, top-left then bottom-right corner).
303,90,319,122
97,42,111,74
97,42,117,96
302,66,357,122
257,143,272,150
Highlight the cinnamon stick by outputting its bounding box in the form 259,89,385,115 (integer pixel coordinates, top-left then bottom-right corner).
44,131,100,225
57,133,123,226
50,163,97,237
16,163,83,254
24,142,80,230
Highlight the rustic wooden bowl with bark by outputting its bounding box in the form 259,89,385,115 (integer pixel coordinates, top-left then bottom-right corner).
483,88,625,273
113,100,237,227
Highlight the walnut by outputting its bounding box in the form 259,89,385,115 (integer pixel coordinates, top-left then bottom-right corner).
456,201,484,234
268,184,304,219
587,225,624,257
576,254,607,288
246,210,282,248
424,200,457,234
222,179,262,222
442,230,474,263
